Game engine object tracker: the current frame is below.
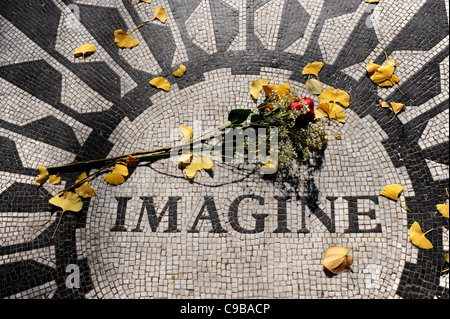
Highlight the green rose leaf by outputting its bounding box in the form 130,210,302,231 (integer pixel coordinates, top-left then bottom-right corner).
228,109,252,124
219,109,253,130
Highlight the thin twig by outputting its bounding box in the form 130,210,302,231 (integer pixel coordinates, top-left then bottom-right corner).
128,24,143,35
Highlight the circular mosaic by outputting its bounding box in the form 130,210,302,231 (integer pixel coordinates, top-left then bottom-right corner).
84,71,413,298
0,0,448,299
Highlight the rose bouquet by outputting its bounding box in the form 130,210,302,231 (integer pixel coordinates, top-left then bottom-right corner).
248,83,327,168
35,61,348,237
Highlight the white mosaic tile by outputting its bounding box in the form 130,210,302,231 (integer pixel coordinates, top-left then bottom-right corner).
227,0,248,52
399,55,449,124
318,2,366,65
341,0,428,80
378,36,449,100
53,0,139,97
0,128,76,169
133,0,189,67
186,0,218,55
418,108,449,151
254,0,284,51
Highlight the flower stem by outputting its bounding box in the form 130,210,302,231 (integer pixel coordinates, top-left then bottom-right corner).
48,147,171,172
57,160,121,194
47,119,280,177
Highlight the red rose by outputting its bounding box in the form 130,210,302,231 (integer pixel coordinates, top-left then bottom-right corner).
290,97,315,121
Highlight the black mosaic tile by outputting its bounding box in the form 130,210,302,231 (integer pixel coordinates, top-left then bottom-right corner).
0,136,24,172
0,260,57,298
210,0,239,52
389,0,449,52
0,0,60,50
0,60,62,106
277,0,309,52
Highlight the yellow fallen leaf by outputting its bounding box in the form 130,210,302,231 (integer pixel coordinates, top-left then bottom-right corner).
183,156,213,180
35,166,49,184
74,43,96,56
319,87,350,108
49,191,84,238
49,191,83,213
74,172,96,198
381,183,411,212
315,102,346,123
178,153,193,166
409,221,434,249
436,204,449,218
104,172,125,185
385,102,405,123
74,43,96,69
114,29,140,48
302,61,324,77
150,77,171,91
48,174,61,185
334,133,341,140
104,162,129,185
304,78,323,95
262,82,290,99
75,182,96,198
250,79,270,99
179,126,193,143
390,102,405,115
322,246,353,274
367,62,381,74
380,184,403,201
154,7,168,23
367,62,400,87
445,253,449,263
378,99,390,108
114,162,128,177
365,0,379,3
173,64,186,77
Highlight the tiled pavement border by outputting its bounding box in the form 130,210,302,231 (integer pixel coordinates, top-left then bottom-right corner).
0,0,448,299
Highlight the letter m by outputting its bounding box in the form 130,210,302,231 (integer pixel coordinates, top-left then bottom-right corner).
137,197,181,232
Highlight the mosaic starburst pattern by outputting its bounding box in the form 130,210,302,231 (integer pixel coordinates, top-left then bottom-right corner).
0,0,448,299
